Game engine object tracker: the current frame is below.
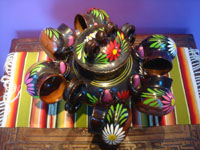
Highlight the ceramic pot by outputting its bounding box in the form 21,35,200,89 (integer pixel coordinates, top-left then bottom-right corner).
101,101,132,145
40,24,74,60
134,35,177,75
130,74,175,116
24,61,70,103
74,8,110,34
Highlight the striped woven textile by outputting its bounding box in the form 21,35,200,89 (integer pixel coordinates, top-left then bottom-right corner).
0,47,199,128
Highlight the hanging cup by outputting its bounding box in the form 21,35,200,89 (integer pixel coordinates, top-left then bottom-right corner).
134,35,177,75
130,74,175,116
24,61,70,103
74,8,110,34
40,24,74,60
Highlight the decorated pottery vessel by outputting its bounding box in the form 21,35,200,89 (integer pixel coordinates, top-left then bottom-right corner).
134,34,177,75
24,61,70,103
74,8,110,34
40,24,75,60
24,8,178,146
130,74,175,116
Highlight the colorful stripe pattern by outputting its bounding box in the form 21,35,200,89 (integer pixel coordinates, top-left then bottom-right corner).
0,47,200,128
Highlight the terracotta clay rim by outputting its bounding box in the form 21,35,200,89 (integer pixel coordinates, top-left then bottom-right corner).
37,74,68,103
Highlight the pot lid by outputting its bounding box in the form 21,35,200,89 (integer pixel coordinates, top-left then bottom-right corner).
73,24,131,74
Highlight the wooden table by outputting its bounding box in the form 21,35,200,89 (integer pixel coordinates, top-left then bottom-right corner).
0,34,200,150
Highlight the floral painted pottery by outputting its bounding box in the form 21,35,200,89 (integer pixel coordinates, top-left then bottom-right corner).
74,8,110,34
130,74,175,116
62,23,138,113
24,61,70,103
40,24,74,60
134,35,177,75
24,8,178,146
90,98,132,145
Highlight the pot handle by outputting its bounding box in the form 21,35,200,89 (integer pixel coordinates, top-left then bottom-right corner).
63,78,86,113
121,23,135,45
129,74,143,94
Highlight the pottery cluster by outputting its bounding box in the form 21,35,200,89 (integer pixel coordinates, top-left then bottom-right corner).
24,8,177,146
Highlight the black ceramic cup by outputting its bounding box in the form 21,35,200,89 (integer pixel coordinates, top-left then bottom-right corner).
130,74,175,116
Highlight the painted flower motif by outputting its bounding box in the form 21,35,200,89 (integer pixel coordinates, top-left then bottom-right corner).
117,33,124,41
84,31,97,43
106,40,121,61
149,34,166,50
24,73,35,96
87,8,95,13
162,91,175,114
102,124,125,145
167,38,177,58
117,90,130,100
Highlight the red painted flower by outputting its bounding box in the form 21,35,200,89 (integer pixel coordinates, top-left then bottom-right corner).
117,90,130,101
106,40,121,61
87,8,96,13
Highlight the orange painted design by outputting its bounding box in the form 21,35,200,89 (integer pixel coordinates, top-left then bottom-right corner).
30,51,48,128
6,52,27,127
178,47,200,124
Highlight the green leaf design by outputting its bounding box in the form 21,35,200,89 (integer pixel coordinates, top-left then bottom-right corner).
149,34,167,49
76,42,85,60
45,28,59,39
101,10,109,18
152,34,165,39
91,9,109,21
106,103,129,126
141,88,164,108
121,40,128,53
52,29,59,38
143,98,157,104
117,31,122,42
86,93,98,104
99,27,105,31
95,53,108,64
30,64,45,76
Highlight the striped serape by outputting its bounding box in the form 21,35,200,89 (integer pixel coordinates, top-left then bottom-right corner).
0,47,199,128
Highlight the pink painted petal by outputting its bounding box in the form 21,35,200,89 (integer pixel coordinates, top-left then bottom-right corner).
27,83,34,87
138,46,144,58
162,95,170,101
25,73,30,82
166,92,174,99
162,105,170,109
163,107,170,112
59,61,66,74
93,22,98,26
28,90,35,95
102,89,113,103
25,78,33,84
133,74,140,88
162,100,170,104
68,35,74,47
27,87,34,91
165,107,173,114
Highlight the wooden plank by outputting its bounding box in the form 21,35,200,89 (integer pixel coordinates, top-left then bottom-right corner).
0,125,199,149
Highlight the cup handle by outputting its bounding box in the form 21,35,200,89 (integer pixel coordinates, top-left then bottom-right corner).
121,23,135,45
129,74,143,94
63,78,86,113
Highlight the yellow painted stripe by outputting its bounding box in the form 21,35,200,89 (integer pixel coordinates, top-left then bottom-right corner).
15,52,39,127
169,55,191,124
